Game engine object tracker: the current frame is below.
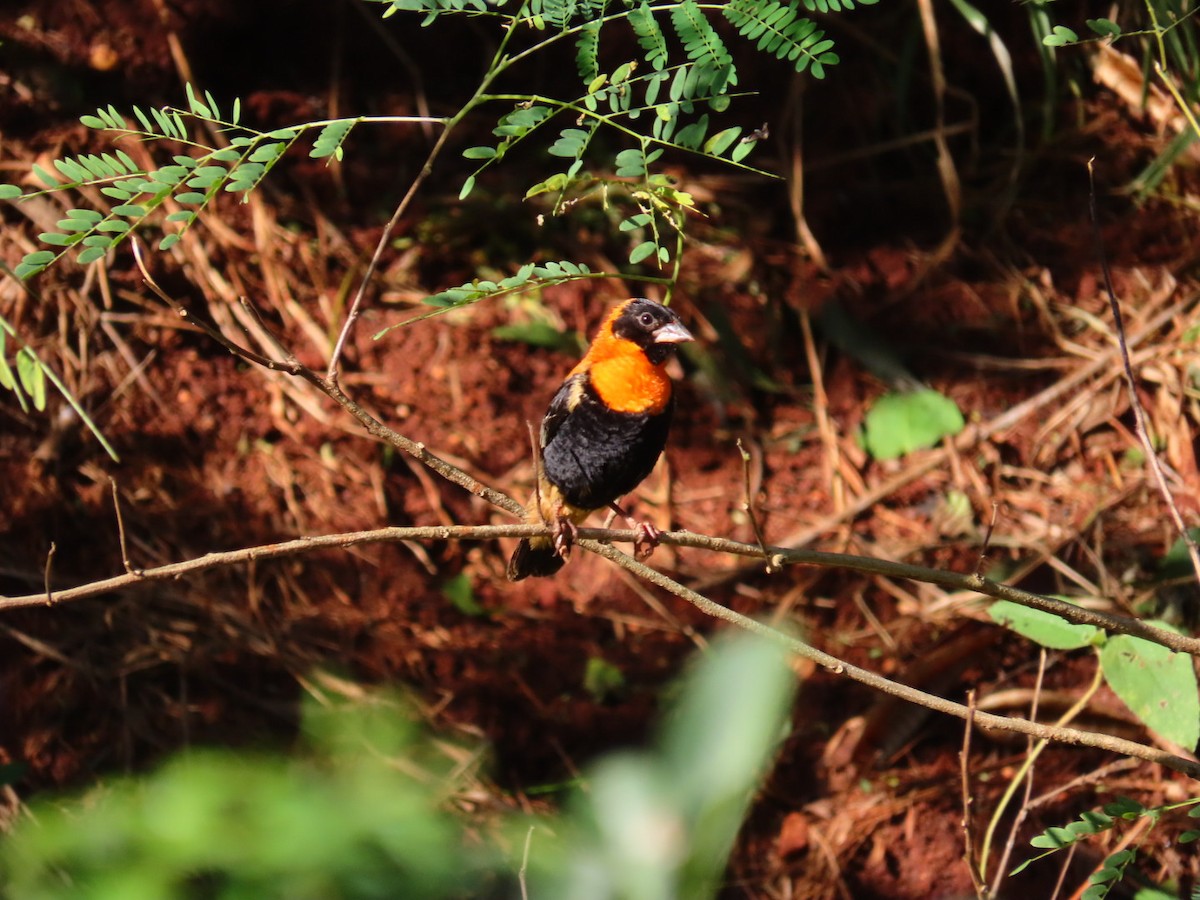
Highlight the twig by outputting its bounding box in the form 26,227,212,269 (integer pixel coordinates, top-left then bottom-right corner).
1087,158,1200,586
5,522,1199,777
10,519,1200,658
736,438,774,573
132,240,524,519
518,823,534,900
960,689,988,898
980,653,1102,883
325,118,453,383
989,649,1047,896
576,539,1200,779
42,543,56,607
110,477,140,575
974,501,998,578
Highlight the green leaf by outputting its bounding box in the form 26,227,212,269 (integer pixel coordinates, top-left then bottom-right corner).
988,599,1103,650
492,320,579,351
583,657,625,702
249,142,286,164
111,204,147,218
458,175,476,200
66,208,103,224
461,146,497,160
37,232,79,247
629,240,656,264
310,120,355,159
614,148,647,177
548,128,589,158
1086,17,1120,37
16,348,47,411
704,126,742,156
0,184,22,199
159,234,181,251
77,246,110,264
1100,628,1200,750
441,573,486,616
1043,24,1079,47
860,389,965,460
32,164,61,187
185,82,211,117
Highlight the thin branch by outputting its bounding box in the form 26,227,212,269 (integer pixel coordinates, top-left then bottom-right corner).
5,523,1199,777
960,690,988,898
736,438,774,573
132,241,525,519
110,477,140,575
325,116,455,383
42,543,56,607
576,539,1200,779
1087,158,1200,586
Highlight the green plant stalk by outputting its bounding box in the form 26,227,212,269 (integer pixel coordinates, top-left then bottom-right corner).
978,655,1103,885
1154,61,1200,139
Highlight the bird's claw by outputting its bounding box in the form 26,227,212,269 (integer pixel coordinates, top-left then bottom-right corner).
633,521,661,559
552,519,578,560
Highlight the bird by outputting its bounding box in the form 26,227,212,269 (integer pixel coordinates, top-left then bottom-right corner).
507,298,694,581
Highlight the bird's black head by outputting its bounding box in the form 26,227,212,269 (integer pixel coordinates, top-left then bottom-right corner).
610,298,694,365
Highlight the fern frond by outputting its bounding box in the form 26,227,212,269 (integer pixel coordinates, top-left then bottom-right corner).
723,0,839,76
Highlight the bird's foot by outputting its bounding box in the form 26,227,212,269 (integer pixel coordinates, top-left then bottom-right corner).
552,518,578,560
632,520,661,559
610,502,662,560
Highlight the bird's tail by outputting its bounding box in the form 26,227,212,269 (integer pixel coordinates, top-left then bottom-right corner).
507,536,564,581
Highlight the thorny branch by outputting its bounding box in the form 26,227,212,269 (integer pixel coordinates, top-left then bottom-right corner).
14,247,1194,784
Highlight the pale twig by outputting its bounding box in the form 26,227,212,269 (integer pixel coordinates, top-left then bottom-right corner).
1087,158,1200,586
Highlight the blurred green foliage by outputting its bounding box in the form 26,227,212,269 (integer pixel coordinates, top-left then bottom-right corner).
2,629,797,900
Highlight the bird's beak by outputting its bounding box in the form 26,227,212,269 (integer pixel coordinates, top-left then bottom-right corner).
653,321,695,344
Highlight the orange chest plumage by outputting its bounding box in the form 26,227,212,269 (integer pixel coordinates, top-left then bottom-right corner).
568,334,673,415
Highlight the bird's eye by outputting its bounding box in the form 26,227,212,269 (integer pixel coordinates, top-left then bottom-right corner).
639,312,655,327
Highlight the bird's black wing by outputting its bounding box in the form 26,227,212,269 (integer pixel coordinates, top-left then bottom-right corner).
539,372,586,453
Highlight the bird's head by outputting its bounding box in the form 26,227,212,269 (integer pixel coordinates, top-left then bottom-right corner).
607,298,694,366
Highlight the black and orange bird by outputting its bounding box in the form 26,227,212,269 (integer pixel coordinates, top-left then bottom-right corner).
507,298,694,581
